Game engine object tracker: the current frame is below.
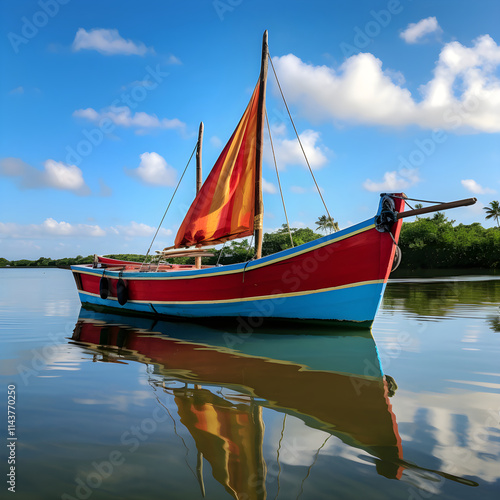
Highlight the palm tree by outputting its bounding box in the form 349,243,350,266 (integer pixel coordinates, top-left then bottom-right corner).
315,215,339,234
484,200,500,228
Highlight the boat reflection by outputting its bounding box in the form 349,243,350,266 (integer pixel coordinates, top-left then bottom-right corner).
70,307,477,498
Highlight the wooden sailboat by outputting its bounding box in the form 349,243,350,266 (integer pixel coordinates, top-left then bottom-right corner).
70,32,476,327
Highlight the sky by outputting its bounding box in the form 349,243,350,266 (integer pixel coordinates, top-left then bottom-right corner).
1,0,499,260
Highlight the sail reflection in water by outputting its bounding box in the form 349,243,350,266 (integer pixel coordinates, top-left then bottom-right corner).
70,308,477,499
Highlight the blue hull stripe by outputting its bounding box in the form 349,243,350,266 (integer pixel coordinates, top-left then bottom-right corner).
79,281,386,324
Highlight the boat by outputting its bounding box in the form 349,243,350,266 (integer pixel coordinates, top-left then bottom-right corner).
70,309,479,496
70,32,476,327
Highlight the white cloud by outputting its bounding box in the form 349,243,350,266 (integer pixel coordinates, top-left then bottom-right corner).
43,218,105,237
9,86,24,95
0,220,173,241
73,108,100,121
210,136,223,148
461,179,495,194
111,221,172,238
363,168,420,192
43,160,86,191
271,35,500,133
265,128,329,170
127,152,177,186
73,106,186,134
0,157,90,195
290,185,324,195
0,157,28,177
400,17,441,44
272,53,415,127
0,219,105,239
166,54,181,65
262,178,277,194
72,28,153,56
0,219,175,259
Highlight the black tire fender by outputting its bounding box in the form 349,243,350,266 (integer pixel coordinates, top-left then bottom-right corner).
117,278,128,305
99,276,110,299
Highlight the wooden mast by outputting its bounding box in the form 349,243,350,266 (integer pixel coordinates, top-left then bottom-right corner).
254,30,268,260
196,122,203,194
195,122,204,269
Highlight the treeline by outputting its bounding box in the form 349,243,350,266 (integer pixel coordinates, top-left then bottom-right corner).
0,254,149,268
397,213,500,270
0,255,95,268
0,227,322,268
1,217,499,269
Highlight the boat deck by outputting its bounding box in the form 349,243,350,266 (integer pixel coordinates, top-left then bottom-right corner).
88,263,215,273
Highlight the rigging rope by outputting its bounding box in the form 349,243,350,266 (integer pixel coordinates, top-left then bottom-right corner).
145,378,198,481
245,234,255,261
268,52,333,222
274,414,287,500
216,241,227,266
296,434,332,500
391,195,445,204
142,141,198,265
265,109,294,248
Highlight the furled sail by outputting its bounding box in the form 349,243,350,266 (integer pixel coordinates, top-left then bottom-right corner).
174,80,263,248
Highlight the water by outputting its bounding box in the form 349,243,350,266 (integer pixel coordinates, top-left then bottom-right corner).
1,269,499,500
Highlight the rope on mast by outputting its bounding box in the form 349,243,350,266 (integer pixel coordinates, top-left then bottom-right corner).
268,52,333,222
265,110,294,248
142,142,198,267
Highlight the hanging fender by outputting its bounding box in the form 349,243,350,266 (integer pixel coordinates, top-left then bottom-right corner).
99,276,110,299
117,278,128,305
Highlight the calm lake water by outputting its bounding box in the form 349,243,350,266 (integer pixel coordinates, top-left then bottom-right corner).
1,268,499,500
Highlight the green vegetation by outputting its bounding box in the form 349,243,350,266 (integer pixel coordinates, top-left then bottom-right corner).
398,212,500,270
1,255,94,268
165,226,322,266
1,215,499,270
262,225,321,256
315,215,339,234
104,254,147,263
483,200,500,228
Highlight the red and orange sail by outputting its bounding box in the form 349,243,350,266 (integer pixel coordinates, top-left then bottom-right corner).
174,81,262,248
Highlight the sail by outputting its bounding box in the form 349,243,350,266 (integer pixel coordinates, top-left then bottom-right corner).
174,81,262,248
174,389,267,500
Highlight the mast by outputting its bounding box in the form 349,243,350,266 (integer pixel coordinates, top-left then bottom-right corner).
254,30,268,259
195,122,204,269
196,122,203,194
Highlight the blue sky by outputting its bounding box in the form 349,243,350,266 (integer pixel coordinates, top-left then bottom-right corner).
1,0,499,259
